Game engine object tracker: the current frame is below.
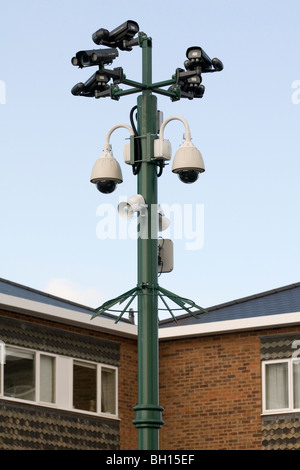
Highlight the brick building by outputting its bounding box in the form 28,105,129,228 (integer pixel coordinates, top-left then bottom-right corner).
0,278,300,450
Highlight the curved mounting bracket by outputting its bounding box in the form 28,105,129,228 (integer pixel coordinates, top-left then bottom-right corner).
103,123,134,152
158,115,192,142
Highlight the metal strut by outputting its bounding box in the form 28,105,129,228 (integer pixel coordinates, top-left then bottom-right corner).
92,284,207,323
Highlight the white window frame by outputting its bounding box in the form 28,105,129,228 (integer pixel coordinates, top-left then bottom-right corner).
0,345,56,407
71,358,118,417
99,364,118,417
38,352,57,405
0,344,118,419
262,358,300,415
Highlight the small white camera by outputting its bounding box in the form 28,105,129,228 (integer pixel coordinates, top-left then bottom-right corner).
118,195,147,219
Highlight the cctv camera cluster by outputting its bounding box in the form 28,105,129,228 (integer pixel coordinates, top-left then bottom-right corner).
71,20,140,98
89,114,206,197
170,46,224,100
71,20,223,101
71,23,223,191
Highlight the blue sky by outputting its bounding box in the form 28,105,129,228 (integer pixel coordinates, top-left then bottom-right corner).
0,0,299,319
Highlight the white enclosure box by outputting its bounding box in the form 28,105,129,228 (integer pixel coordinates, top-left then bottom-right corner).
158,239,173,273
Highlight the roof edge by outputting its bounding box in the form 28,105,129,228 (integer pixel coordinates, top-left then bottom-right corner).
0,293,137,339
0,277,94,311
159,310,300,340
160,281,300,325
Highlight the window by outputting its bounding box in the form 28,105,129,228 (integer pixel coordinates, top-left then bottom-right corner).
0,345,117,418
4,348,35,401
101,367,116,414
73,361,97,412
40,354,56,404
262,359,300,413
294,361,300,409
72,360,117,416
1,347,56,404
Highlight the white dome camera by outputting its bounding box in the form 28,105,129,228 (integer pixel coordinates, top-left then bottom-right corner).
172,140,205,184
90,148,123,194
155,115,205,184
90,124,134,194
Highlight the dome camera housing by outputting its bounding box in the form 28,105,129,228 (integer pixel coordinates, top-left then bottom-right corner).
90,152,123,194
172,141,205,183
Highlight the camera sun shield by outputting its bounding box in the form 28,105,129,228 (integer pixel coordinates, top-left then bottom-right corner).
92,20,139,50
185,46,213,72
71,48,119,68
185,46,224,74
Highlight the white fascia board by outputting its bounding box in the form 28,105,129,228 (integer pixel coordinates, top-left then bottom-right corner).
1,292,300,342
158,311,300,341
0,293,137,339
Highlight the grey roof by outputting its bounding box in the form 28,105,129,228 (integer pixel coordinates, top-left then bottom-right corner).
1,277,300,329
0,277,107,318
160,282,300,327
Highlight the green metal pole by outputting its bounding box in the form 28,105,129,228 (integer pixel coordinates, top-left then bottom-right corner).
132,34,164,450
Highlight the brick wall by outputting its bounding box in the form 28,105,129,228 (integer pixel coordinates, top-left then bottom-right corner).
3,306,300,450
119,339,138,450
159,331,262,450
159,326,300,450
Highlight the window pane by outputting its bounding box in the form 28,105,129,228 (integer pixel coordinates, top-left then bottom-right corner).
101,368,116,414
265,362,289,410
293,361,300,409
0,341,4,395
0,341,5,366
73,361,97,412
40,355,55,403
4,348,35,401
